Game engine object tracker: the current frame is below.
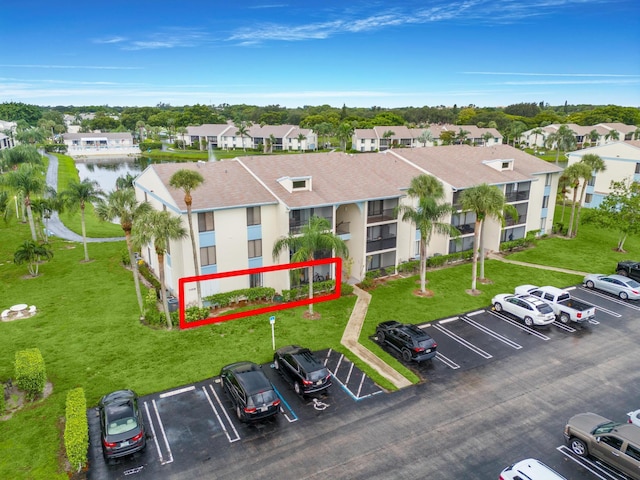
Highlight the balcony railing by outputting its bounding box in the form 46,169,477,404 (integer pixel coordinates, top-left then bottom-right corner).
289,216,333,234
366,236,397,252
505,215,526,227
336,221,350,235
367,208,396,223
505,191,530,203
454,223,475,235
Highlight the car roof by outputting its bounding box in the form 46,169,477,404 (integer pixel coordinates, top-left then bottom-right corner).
518,294,548,306
538,286,566,295
508,458,567,479
222,362,272,394
277,345,324,370
101,389,136,406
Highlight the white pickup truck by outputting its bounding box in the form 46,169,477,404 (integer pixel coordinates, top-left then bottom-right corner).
514,285,596,324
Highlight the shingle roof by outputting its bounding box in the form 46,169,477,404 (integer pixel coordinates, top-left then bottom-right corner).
389,145,562,189
186,124,234,136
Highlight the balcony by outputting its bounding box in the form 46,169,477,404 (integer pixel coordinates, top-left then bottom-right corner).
367,208,396,224
366,235,397,253
336,221,350,235
505,215,526,227
505,191,530,203
289,216,333,234
455,223,475,235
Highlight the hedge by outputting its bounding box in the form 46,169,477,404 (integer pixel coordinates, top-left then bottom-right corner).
204,287,276,309
14,348,46,401
64,388,88,472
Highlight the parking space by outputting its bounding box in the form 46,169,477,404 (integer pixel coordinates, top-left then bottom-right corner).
556,445,630,480
87,351,383,480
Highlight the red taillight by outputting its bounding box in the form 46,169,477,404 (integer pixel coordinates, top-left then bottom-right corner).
302,379,313,386
629,418,633,424
577,312,582,318
103,439,117,448
632,290,639,295
413,347,425,353
272,399,281,407
131,431,143,442
244,406,257,413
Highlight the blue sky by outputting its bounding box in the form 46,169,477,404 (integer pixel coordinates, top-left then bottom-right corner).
1,0,639,108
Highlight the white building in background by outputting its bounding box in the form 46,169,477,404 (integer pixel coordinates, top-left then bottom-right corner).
565,140,640,208
133,145,560,304
0,120,17,150
62,132,140,157
521,123,640,150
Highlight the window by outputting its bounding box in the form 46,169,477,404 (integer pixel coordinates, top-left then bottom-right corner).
248,239,262,258
368,200,383,216
200,246,216,266
588,175,595,186
198,212,214,232
247,206,261,226
501,162,509,169
545,173,552,186
626,444,640,461
600,436,623,451
250,273,262,288
635,162,640,174
542,195,549,209
585,194,593,203
292,180,306,189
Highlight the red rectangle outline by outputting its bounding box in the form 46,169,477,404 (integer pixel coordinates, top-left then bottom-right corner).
178,257,342,330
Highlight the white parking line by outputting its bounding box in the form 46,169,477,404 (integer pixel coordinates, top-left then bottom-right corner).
461,316,522,349
488,311,550,340
143,402,166,465
553,321,576,333
556,445,627,479
571,295,621,318
434,352,460,369
203,385,240,443
150,399,174,465
432,323,493,359
579,287,640,310
159,386,195,398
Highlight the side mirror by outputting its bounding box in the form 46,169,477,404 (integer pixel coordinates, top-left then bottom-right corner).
595,436,601,443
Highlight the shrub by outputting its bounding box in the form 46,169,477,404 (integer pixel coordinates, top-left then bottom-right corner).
139,140,162,151
138,263,161,291
64,388,88,472
143,288,163,326
340,283,354,296
14,348,46,400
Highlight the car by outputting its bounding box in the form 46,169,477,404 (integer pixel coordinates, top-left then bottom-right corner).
273,345,332,396
376,320,437,362
616,260,640,282
491,293,556,326
583,273,640,300
499,458,566,480
628,409,640,427
563,412,640,479
220,361,281,422
98,389,146,460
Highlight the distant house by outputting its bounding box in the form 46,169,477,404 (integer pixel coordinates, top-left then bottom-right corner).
134,145,559,304
520,123,640,150
62,132,140,157
0,120,16,150
565,140,640,208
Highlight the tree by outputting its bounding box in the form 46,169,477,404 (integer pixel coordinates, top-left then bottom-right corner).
297,132,306,151
482,131,494,146
336,122,354,152
15,127,46,145
605,129,620,143
583,179,640,252
545,125,576,163
272,216,348,318
13,240,53,277
417,129,433,147
169,169,205,306
455,128,470,145
508,121,527,147
395,175,458,294
556,172,572,224
382,130,395,150
1,163,46,240
314,122,333,150
235,122,251,151
132,209,187,329
269,133,277,153
588,129,599,146
439,131,456,145
530,128,544,149
0,144,42,170
460,184,517,293
115,173,136,190
60,179,105,262
573,154,606,237
563,162,593,238
96,188,152,316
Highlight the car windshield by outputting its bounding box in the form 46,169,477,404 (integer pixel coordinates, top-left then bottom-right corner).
625,279,640,288
536,303,553,314
308,368,330,382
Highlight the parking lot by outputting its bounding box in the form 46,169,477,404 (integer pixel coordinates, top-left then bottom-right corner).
87,284,640,479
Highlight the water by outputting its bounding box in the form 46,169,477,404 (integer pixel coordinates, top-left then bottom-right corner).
74,157,148,193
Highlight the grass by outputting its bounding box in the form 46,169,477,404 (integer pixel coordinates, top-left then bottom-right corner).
0,175,635,478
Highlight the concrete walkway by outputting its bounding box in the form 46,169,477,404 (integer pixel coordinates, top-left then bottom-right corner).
44,153,124,243
340,285,412,389
486,252,590,277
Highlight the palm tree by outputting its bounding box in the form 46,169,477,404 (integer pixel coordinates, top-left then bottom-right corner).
460,184,517,293
482,131,494,146
60,179,105,262
588,129,600,147
269,133,277,153
573,154,606,237
115,172,136,190
296,133,306,151
546,125,576,164
633,127,640,141
314,122,333,150
1,163,46,240
169,169,205,306
135,120,146,143
395,175,458,294
13,240,53,277
0,144,42,170
272,216,348,318
417,129,433,147
96,188,152,316
132,209,187,329
235,122,251,151
563,162,593,238
530,128,544,149
455,128,470,145
30,193,62,243
557,172,572,224
382,130,395,150
605,129,620,143
336,122,354,152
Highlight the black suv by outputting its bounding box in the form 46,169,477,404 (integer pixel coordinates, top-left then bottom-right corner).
376,320,437,362
617,260,640,282
220,362,281,422
274,345,332,396
98,390,146,460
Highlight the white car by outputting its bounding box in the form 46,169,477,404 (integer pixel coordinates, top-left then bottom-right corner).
583,273,640,300
491,293,556,326
628,408,640,426
500,458,566,480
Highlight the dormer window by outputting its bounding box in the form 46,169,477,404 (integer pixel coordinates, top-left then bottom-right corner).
483,159,514,172
292,180,306,189
501,161,510,169
277,175,312,193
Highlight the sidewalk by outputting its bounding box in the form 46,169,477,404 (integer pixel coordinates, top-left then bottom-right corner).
340,285,412,389
486,252,590,277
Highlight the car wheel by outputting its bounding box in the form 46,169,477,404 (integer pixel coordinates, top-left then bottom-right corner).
274,358,280,370
524,316,534,327
377,331,386,343
494,302,503,312
617,270,628,277
570,438,588,457
586,280,595,289
294,382,302,395
619,291,629,300
560,313,570,324
402,349,412,362
236,405,244,421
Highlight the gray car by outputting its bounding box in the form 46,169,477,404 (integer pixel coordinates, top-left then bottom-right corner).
583,273,640,300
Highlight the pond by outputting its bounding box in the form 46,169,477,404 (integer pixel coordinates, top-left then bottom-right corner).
74,157,151,193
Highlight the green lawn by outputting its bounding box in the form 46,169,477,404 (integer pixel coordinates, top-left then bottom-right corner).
0,181,636,478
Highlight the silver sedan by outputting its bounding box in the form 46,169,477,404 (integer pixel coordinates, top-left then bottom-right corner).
583,273,640,300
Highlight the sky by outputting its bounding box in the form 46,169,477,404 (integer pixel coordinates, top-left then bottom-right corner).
1,0,639,109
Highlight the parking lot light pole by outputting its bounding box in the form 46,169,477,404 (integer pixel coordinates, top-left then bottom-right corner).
269,316,276,350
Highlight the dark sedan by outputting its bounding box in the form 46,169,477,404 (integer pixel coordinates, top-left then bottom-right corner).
98,390,146,460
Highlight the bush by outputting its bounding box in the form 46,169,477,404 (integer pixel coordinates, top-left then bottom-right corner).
143,288,163,326
139,140,162,151
64,388,88,472
43,143,67,153
340,283,354,296
138,262,161,291
14,348,46,400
